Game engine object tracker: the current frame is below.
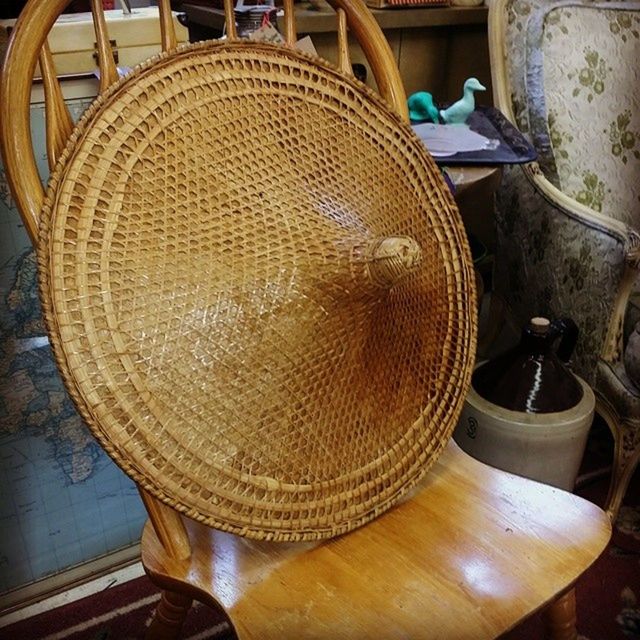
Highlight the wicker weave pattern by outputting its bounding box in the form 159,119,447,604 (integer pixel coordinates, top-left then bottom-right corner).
39,41,476,541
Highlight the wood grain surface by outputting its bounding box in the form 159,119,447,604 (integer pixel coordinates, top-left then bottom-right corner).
143,440,611,639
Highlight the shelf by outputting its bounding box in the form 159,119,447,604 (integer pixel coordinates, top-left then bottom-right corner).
182,3,488,34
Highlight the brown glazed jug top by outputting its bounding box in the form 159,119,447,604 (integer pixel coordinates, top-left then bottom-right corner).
472,317,584,413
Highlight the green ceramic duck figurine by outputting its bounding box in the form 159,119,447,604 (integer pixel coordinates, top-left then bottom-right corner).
439,77,486,125
407,91,440,124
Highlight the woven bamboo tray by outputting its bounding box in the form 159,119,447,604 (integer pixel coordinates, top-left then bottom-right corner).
39,40,476,541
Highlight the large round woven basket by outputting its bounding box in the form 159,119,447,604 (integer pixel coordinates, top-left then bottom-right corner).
39,40,477,541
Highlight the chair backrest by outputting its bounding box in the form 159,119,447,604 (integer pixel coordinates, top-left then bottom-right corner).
487,0,639,382
1,0,476,543
0,0,408,244
490,0,640,227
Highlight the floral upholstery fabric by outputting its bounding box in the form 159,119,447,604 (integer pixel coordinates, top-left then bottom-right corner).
540,5,640,228
493,0,640,387
494,165,626,384
503,0,640,229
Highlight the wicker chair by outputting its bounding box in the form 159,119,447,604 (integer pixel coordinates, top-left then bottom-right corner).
1,1,610,638
488,0,640,521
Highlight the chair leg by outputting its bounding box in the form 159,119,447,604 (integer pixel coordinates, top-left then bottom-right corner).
543,588,577,640
597,399,640,522
146,589,193,640
604,430,640,521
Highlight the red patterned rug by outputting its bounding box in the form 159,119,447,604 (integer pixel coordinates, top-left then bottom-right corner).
2,423,638,640
0,578,233,640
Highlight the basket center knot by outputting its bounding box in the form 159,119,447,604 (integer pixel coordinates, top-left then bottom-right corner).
366,236,422,288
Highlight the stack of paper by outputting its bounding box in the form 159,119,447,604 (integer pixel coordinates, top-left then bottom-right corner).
412,123,497,158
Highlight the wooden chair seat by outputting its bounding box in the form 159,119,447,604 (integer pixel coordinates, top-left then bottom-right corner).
143,440,611,639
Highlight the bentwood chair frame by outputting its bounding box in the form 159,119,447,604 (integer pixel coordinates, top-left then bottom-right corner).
1,1,611,638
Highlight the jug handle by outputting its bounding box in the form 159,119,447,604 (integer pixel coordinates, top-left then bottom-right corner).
551,317,579,363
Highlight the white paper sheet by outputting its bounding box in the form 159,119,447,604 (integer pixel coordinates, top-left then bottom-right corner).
412,123,498,157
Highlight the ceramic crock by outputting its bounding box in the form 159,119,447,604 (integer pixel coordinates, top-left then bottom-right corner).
454,317,595,491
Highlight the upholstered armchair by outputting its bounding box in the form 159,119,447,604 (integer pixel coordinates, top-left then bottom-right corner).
488,0,640,519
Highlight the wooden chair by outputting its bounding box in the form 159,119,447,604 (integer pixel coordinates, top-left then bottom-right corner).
1,1,611,638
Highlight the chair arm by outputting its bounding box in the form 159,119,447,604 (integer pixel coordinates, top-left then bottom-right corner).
522,162,640,365
494,160,636,384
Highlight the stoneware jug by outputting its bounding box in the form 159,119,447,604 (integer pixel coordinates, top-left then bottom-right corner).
454,317,594,491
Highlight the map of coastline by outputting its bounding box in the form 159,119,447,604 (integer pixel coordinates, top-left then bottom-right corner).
1,103,146,593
